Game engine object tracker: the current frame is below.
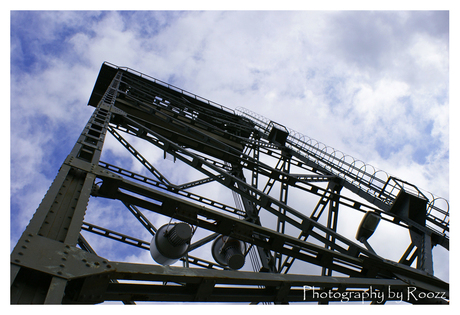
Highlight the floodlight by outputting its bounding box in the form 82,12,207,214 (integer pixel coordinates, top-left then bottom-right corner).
150,222,192,265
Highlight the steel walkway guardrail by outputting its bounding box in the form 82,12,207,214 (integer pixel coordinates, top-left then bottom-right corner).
235,107,449,237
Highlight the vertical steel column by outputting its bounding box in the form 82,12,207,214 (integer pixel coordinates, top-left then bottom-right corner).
276,154,291,234
417,233,434,274
10,72,121,304
321,182,342,277
250,135,260,196
276,153,291,272
233,165,277,273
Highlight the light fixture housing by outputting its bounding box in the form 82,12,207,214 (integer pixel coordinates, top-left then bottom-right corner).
212,236,246,270
356,211,381,242
150,222,192,265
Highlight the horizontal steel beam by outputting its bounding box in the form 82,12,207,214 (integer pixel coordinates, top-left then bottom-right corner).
64,263,448,304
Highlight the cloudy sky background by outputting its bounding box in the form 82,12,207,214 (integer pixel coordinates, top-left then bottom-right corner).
9,8,453,293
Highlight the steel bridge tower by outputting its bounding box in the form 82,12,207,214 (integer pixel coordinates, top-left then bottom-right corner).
11,62,449,304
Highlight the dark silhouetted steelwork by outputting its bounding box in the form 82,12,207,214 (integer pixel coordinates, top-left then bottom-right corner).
11,62,449,304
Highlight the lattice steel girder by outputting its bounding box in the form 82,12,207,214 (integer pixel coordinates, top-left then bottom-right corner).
26,260,445,304
238,107,449,242
97,160,245,217
232,165,278,273
102,264,447,304
91,167,448,294
11,73,119,303
12,63,449,305
279,183,342,275
13,236,448,304
94,167,370,275
110,111,446,252
108,112,434,262
79,220,226,270
111,63,449,239
13,102,112,245
112,111,428,232
107,126,172,186
111,96,248,163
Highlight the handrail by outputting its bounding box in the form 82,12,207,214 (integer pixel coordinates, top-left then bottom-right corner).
235,107,449,236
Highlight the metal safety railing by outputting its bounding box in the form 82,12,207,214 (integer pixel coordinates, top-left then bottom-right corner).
235,107,449,236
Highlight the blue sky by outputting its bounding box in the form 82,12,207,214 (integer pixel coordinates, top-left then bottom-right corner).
9,9,452,289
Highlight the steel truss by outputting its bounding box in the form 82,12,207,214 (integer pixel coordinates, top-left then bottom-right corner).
11,62,449,304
